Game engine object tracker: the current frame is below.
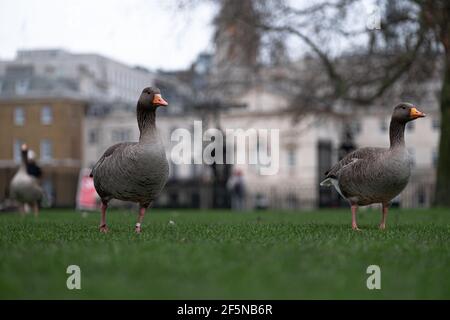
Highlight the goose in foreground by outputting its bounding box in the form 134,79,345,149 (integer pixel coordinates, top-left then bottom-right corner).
10,144,44,216
90,87,169,233
320,103,426,230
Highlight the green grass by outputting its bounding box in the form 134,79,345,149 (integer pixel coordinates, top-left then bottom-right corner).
0,208,449,299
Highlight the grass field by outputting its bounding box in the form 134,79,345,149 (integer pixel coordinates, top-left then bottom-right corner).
0,208,449,299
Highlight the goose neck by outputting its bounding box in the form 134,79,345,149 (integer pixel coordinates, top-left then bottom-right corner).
19,149,28,171
137,102,157,142
389,119,406,149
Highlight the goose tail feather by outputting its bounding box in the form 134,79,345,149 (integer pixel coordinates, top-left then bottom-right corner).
320,178,333,187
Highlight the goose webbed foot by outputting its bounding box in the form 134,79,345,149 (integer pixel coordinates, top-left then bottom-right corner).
135,206,147,234
379,223,386,230
99,224,108,233
135,223,142,234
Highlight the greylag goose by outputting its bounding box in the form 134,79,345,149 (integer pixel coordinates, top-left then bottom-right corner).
9,144,44,216
90,87,169,233
320,103,426,230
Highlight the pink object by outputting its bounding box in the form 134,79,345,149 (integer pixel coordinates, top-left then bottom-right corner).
76,170,98,210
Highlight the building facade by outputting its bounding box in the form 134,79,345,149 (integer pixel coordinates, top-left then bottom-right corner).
0,96,86,207
0,48,157,208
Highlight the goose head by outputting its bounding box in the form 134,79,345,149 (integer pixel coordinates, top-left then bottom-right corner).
20,144,29,167
138,87,168,110
392,102,426,124
21,144,29,158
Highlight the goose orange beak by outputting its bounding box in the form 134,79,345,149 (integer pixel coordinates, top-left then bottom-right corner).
410,107,425,119
153,94,168,107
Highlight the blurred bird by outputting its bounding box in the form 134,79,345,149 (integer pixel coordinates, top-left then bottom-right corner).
9,144,44,216
320,103,426,230
90,87,169,233
26,150,43,179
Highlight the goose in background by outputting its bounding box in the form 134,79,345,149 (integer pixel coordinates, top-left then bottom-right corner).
10,144,44,216
320,103,426,230
90,87,169,233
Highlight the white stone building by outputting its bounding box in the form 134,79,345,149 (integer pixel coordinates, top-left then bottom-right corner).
219,86,342,209
1,49,155,103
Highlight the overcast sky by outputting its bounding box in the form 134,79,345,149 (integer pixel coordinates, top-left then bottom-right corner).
0,0,216,71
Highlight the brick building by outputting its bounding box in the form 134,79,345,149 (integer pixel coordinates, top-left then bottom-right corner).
0,66,86,207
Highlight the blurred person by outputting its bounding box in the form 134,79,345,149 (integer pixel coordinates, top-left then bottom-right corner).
227,169,246,211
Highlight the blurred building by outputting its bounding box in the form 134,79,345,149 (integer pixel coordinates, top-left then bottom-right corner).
7,49,155,103
0,66,86,206
0,49,156,207
218,85,341,210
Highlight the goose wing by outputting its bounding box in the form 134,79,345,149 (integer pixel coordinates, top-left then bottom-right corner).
90,142,136,178
324,147,385,179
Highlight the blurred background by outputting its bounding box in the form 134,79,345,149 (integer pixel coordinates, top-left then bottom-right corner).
0,0,448,211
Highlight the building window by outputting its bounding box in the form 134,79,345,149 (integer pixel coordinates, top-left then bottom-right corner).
14,107,25,126
44,65,55,75
40,139,53,162
15,79,30,95
406,121,415,132
41,106,53,125
88,129,99,144
13,139,24,163
432,119,440,130
380,119,388,132
111,129,131,142
351,121,361,134
287,149,296,167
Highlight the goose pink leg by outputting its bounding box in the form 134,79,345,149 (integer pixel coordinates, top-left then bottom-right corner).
380,203,388,230
351,204,360,231
135,206,146,234
99,202,108,233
